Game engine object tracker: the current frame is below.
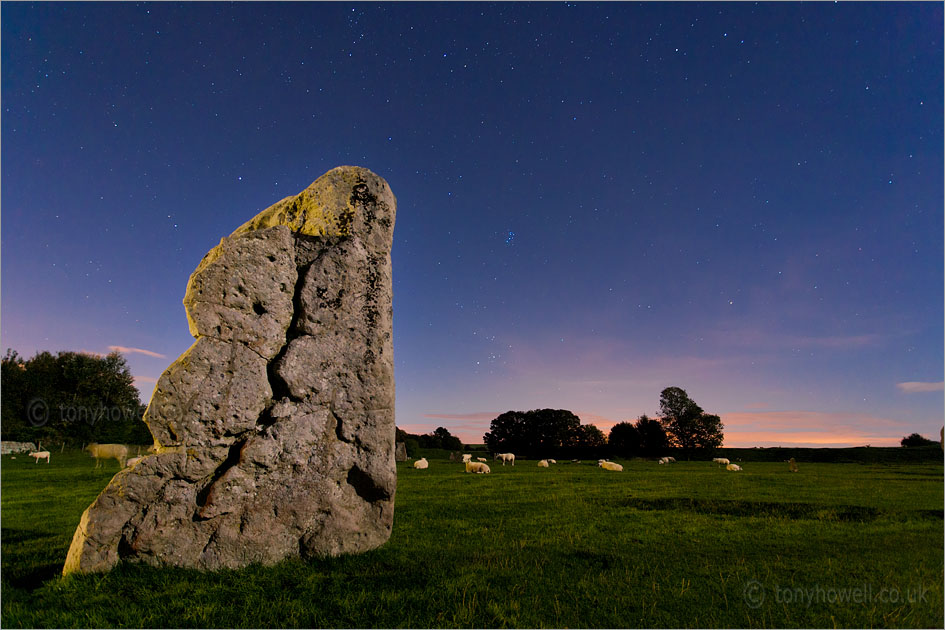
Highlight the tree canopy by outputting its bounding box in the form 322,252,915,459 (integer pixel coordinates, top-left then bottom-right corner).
396,426,462,455
900,432,937,447
483,409,603,457
2,348,150,445
658,386,723,457
608,413,669,457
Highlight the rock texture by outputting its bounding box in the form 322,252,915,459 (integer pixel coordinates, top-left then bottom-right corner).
63,166,396,574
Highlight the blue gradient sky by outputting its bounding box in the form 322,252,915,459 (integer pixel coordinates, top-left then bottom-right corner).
3,2,942,446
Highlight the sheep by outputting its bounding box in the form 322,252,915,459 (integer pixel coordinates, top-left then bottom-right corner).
29,451,51,464
788,457,799,473
537,459,549,467
476,457,487,462
462,453,472,463
413,457,429,469
713,457,730,466
465,461,490,474
667,457,676,463
726,463,742,472
85,443,129,468
494,452,515,466
548,459,557,464
599,460,623,472
126,456,144,467
658,457,669,465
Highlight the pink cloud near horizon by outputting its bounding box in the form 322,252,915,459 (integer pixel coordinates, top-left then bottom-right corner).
896,381,944,393
109,345,167,359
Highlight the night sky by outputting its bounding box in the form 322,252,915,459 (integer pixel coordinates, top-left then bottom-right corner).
3,2,942,447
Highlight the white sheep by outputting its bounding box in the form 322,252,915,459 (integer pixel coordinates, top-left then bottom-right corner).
465,461,490,474
537,459,549,468
713,457,730,466
548,459,557,464
667,457,676,463
599,460,623,471
413,457,429,469
658,457,669,465
29,451,51,464
494,452,515,466
726,463,742,472
462,453,472,463
126,456,144,467
86,443,129,468
476,457,487,462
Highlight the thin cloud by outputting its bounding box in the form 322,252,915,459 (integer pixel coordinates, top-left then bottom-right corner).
109,345,167,359
896,381,944,394
422,412,499,422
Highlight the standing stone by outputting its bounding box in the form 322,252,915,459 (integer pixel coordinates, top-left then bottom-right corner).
395,442,407,462
63,166,396,574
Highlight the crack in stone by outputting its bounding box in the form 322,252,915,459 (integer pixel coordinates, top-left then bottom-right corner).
194,439,247,521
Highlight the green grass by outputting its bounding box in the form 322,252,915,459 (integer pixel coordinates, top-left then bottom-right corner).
2,451,942,627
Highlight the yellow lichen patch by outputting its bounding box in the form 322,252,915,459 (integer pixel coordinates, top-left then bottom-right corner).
112,474,127,498
230,166,366,237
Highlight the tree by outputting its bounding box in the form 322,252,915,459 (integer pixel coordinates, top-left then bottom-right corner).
1,348,149,445
483,410,529,454
396,426,461,455
483,409,592,457
529,409,583,452
575,423,606,448
608,421,641,457
658,387,723,457
901,433,936,447
433,426,463,451
634,414,668,456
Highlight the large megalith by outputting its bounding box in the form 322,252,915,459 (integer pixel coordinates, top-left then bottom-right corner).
63,166,397,574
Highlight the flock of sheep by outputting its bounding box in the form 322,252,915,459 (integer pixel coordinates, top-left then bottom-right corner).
411,452,762,473
18,444,798,476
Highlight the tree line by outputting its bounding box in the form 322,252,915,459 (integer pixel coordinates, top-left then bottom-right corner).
483,387,724,459
2,348,152,446
396,426,463,456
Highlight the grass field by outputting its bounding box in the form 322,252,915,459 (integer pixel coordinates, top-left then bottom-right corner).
2,450,942,628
